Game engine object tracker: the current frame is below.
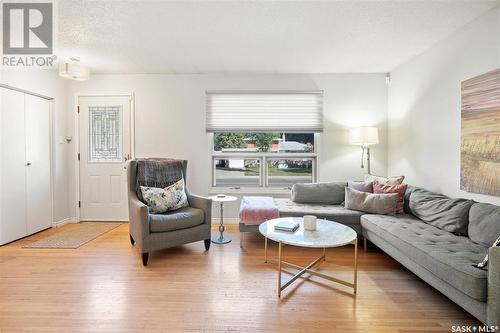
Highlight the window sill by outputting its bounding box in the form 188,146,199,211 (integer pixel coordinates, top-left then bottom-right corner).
209,187,291,196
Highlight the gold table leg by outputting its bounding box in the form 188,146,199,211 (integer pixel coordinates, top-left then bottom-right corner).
354,238,358,294
264,237,268,263
267,238,359,297
278,241,282,298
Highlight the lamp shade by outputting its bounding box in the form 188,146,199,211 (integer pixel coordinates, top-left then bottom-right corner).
349,126,379,146
58,62,90,81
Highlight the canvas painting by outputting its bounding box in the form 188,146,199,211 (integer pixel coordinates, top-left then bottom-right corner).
461,68,500,196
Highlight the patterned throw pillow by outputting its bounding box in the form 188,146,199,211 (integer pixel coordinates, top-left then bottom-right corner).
365,174,405,186
373,181,408,214
140,179,189,213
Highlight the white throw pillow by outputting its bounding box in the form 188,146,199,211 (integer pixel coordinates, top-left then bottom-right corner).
365,174,405,186
140,179,189,213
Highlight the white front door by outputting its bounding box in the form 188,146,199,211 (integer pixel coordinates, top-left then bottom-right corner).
78,96,131,221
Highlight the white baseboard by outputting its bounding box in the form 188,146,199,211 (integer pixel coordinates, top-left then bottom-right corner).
52,217,78,228
212,217,240,225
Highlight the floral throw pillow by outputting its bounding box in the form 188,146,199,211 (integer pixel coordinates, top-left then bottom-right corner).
140,179,189,213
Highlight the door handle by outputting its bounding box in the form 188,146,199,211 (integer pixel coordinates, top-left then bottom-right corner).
26,162,31,166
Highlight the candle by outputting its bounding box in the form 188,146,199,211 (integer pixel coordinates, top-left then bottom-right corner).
303,215,317,231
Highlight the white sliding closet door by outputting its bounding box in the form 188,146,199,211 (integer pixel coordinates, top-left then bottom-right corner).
25,94,51,234
0,88,27,243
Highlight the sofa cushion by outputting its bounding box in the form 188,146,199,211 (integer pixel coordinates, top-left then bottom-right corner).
344,187,398,215
274,198,363,232
291,182,346,205
409,190,474,235
361,214,488,301
468,202,500,248
150,207,204,233
403,186,422,214
347,180,373,193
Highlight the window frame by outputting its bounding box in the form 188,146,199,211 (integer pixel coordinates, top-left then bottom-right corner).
209,133,320,193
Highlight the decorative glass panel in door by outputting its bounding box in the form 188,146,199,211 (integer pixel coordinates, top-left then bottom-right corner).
88,106,122,162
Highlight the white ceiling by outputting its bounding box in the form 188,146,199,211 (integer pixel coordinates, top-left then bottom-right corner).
57,0,500,74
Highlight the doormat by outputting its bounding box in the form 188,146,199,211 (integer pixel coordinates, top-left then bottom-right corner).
24,222,122,249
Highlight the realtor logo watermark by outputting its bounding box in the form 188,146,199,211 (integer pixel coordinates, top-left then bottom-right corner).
2,2,56,67
451,325,498,332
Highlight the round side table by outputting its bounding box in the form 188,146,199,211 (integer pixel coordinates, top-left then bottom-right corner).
209,195,237,244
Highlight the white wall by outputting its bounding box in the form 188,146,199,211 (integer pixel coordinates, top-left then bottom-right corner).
0,68,71,223
387,6,500,205
68,74,388,219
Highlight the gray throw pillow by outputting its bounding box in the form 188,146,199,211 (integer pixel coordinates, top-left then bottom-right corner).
291,182,346,205
344,187,398,215
347,180,373,193
403,186,424,214
409,191,474,235
469,202,500,247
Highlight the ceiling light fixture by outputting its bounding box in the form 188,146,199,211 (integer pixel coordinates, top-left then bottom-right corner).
58,57,90,81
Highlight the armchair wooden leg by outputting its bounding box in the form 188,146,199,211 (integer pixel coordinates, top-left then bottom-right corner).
204,239,211,251
130,234,135,245
142,252,149,266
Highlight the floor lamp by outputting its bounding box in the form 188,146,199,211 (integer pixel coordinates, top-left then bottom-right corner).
349,126,379,175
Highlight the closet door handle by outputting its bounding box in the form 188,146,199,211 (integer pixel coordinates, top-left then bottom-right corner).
26,162,31,166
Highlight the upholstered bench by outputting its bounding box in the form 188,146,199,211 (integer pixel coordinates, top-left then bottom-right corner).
239,196,279,247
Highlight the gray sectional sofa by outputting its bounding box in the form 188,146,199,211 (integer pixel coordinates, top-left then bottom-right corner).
241,182,500,325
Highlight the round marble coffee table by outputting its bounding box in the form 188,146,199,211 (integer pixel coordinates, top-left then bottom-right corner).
259,217,358,297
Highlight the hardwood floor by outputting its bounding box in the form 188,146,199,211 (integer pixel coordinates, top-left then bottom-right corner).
0,223,475,332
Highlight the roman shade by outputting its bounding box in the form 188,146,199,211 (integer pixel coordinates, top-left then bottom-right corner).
206,91,323,133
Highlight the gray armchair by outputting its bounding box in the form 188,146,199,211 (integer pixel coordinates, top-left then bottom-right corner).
127,158,212,266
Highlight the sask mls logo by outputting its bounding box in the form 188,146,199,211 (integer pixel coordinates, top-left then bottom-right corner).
2,2,55,67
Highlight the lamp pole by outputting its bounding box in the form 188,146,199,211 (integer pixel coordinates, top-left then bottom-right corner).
366,146,371,174
360,145,371,174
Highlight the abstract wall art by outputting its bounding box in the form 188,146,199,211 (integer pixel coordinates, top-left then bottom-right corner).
461,68,500,196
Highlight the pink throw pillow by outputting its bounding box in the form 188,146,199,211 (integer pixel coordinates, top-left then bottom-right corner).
373,181,407,214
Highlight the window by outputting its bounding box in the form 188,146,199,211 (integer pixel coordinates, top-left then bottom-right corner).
214,158,261,187
267,158,313,187
212,133,317,189
207,91,323,190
